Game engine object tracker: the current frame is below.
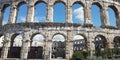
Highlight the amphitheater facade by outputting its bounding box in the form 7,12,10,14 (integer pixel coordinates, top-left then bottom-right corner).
0,0,120,60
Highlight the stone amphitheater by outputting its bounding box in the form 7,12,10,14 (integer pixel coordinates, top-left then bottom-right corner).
0,0,120,60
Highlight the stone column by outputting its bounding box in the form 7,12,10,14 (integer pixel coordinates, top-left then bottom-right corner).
1,33,11,59
46,5,53,22
87,32,95,58
0,9,3,26
26,1,34,22
116,12,120,28
101,6,110,27
66,30,73,60
8,4,17,24
84,2,92,26
43,32,52,60
20,32,30,59
66,5,72,23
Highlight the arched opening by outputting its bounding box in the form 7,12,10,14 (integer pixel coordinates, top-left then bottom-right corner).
94,35,107,57
113,36,120,48
52,34,65,59
28,34,44,59
53,2,66,23
16,2,28,23
34,2,46,22
8,34,22,58
0,35,4,57
91,4,101,27
72,35,88,60
73,35,86,51
113,36,120,57
72,3,84,24
108,6,118,27
2,5,10,25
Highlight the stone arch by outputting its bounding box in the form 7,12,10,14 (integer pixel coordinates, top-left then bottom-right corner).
34,1,47,22
53,1,66,23
108,5,119,27
72,1,85,7
28,33,45,59
113,36,120,47
92,2,102,9
94,34,107,48
91,2,102,26
16,1,28,8
1,4,10,12
16,1,28,23
72,1,84,24
7,33,22,58
52,33,66,40
1,4,10,25
108,5,119,17
53,1,66,6
34,0,47,6
51,33,66,59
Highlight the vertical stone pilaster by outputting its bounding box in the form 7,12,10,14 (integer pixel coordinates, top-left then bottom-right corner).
84,2,92,26
1,33,11,59
87,32,95,58
20,32,30,59
0,9,3,26
44,31,52,60
26,1,34,22
101,6,110,27
66,30,73,60
8,4,17,24
46,5,53,22
66,5,72,23
44,40,52,60
116,12,120,28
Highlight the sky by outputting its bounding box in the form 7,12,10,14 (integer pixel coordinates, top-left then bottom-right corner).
0,2,117,45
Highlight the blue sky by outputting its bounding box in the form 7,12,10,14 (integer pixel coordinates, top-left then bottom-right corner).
2,3,116,27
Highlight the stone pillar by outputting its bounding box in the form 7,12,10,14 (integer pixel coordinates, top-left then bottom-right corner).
8,4,17,24
87,32,95,58
46,5,53,22
0,9,3,26
101,6,110,27
66,5,72,23
116,12,120,28
84,2,92,26
66,30,73,60
44,40,52,60
20,32,30,59
43,32,52,60
1,33,11,59
26,1,34,22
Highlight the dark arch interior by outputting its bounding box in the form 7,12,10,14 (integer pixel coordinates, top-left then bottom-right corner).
7,34,22,58
114,36,120,47
73,35,87,51
0,35,3,58
52,34,65,59
94,35,107,49
28,34,44,59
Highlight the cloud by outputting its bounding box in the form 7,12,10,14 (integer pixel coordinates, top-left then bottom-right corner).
20,16,26,22
32,34,45,41
2,20,7,25
73,35,84,40
34,16,46,22
53,35,65,42
73,7,84,22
